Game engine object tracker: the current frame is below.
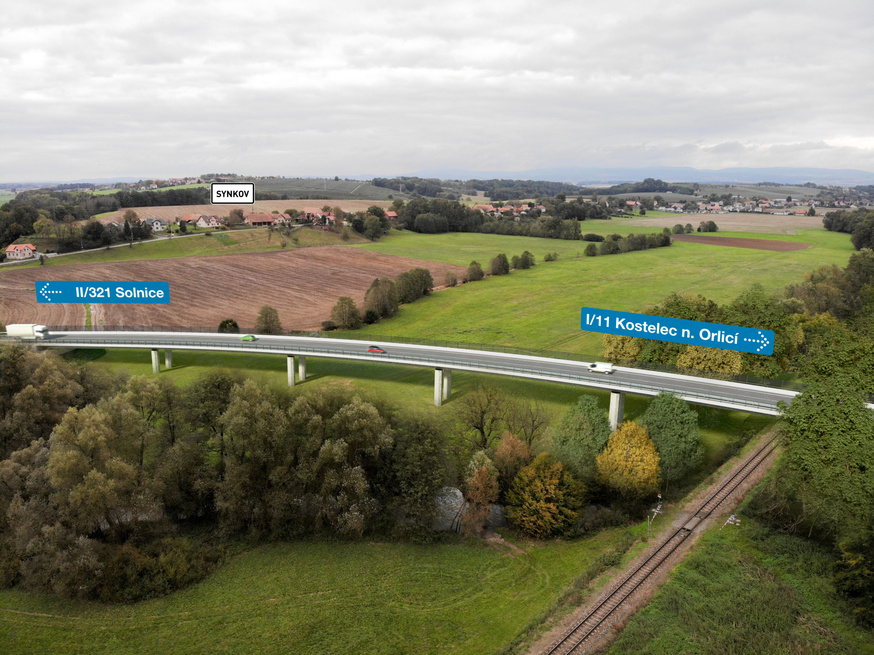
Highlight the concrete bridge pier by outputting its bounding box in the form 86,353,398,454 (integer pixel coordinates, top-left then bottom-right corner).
151,349,160,374
287,355,295,386
609,391,625,431
298,356,306,382
442,369,452,402
434,368,444,406
164,349,173,370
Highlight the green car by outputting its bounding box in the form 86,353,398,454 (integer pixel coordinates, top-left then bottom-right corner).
240,334,256,342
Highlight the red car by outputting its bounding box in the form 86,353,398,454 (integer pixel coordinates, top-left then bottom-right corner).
367,345,386,354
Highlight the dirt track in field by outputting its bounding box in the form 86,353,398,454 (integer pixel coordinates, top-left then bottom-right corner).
0,247,465,330
669,234,812,251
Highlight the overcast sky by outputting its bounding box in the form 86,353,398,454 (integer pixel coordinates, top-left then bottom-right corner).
2,0,873,182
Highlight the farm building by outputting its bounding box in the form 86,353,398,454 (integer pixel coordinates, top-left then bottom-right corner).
5,243,37,260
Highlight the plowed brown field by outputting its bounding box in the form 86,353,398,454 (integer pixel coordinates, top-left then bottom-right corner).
0,247,465,330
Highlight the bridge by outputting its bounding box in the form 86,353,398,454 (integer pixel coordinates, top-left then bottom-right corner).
3,329,825,429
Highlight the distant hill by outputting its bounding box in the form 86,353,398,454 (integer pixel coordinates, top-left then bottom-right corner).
408,166,874,187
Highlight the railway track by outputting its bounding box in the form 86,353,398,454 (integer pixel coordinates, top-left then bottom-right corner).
540,436,778,655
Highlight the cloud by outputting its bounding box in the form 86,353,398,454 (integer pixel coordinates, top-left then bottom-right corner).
1,0,873,180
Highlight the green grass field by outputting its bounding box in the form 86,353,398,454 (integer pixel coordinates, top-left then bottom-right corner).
353,228,853,354
606,515,874,654
0,524,641,655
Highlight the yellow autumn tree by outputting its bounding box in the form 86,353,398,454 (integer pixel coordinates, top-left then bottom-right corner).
603,334,642,363
595,421,660,499
676,345,743,376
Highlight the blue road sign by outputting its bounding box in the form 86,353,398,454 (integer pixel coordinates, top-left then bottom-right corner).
581,307,774,355
36,281,170,304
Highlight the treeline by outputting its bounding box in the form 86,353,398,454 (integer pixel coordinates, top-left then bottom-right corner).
326,267,435,330
0,354,449,600
583,232,673,257
466,179,585,201
822,208,874,249
114,187,210,208
580,178,697,196
395,197,612,241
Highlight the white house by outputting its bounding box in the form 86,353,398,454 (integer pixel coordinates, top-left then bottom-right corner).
5,243,37,260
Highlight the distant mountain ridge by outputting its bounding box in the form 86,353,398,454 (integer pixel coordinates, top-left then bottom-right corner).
408,166,874,186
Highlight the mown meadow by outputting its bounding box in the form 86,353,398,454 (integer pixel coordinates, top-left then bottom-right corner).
354,225,854,354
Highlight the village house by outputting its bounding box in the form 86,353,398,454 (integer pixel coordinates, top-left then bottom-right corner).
243,213,277,227
144,218,167,232
196,215,224,228
5,243,37,260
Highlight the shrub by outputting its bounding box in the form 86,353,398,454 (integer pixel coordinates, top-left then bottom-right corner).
444,271,457,287
582,233,605,242
321,320,336,331
585,243,598,257
490,253,510,275
467,260,484,281
217,319,240,334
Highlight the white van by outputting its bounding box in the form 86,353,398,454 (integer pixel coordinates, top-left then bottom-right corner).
588,361,615,374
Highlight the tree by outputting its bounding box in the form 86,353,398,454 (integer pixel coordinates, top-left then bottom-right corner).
466,261,484,282
676,345,743,375
492,432,532,499
585,243,597,257
215,379,291,534
640,392,703,485
330,296,362,329
595,421,660,499
364,278,398,319
456,386,506,450
603,334,642,363
227,208,244,226
777,378,874,541
851,218,874,250
506,453,585,538
364,214,383,240
490,253,510,275
551,395,611,480
462,451,499,536
445,271,458,287
47,402,150,540
218,318,239,333
255,305,282,334
388,413,449,540
504,399,549,446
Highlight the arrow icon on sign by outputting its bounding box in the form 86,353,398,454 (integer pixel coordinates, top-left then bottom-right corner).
742,330,771,353
38,282,62,302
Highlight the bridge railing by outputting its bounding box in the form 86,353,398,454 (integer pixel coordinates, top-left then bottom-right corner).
37,324,805,392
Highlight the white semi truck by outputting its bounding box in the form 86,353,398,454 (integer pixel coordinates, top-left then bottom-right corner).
4,324,48,339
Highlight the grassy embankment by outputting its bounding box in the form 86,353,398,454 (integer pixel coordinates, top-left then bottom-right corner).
605,499,874,654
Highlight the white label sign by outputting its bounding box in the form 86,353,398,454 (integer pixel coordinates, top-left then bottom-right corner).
211,182,255,204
